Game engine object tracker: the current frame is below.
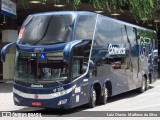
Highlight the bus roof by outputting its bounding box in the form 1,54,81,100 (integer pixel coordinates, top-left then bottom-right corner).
98,14,155,33
31,11,155,33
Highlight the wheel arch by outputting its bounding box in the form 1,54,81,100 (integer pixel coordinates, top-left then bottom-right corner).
89,81,102,104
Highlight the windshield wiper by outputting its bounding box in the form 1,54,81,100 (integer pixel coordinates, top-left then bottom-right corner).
33,16,53,45
55,81,62,84
37,80,62,85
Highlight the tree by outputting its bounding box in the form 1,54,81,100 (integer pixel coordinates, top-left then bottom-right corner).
64,0,160,21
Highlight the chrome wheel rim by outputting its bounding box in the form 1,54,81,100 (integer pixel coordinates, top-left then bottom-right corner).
93,89,96,102
142,79,145,91
104,88,108,99
146,79,149,89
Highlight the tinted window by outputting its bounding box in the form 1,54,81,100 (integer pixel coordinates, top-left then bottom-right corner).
15,52,69,84
19,14,74,45
72,40,92,79
91,17,132,77
75,15,96,40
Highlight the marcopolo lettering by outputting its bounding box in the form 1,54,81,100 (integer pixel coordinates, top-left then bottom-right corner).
108,44,126,55
34,48,44,53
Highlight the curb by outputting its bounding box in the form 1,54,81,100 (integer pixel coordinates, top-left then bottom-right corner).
0,80,6,83
0,80,13,84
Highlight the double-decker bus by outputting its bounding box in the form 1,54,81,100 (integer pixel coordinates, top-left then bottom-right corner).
1,11,158,109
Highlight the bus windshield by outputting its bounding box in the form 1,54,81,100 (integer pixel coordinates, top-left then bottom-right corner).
15,52,69,84
18,14,74,45
15,13,96,85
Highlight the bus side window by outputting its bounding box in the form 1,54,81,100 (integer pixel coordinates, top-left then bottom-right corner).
73,59,80,78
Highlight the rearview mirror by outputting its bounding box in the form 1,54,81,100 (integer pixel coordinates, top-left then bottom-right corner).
1,42,16,62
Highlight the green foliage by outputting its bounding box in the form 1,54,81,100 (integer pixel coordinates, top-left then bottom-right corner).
90,0,107,9
66,0,159,20
128,0,155,20
69,0,81,9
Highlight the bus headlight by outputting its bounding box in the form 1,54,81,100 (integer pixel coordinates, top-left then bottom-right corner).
52,85,76,98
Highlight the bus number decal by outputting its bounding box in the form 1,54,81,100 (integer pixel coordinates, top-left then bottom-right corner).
76,95,80,102
75,87,81,93
53,87,64,93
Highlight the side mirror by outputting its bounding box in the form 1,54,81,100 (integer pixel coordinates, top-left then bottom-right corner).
1,42,16,62
63,40,82,64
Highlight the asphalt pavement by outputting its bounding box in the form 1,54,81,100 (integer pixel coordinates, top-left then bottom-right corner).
0,80,160,116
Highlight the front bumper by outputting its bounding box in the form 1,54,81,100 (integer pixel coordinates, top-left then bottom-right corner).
13,83,75,109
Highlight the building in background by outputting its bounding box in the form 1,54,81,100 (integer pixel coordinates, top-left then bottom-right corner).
0,0,160,80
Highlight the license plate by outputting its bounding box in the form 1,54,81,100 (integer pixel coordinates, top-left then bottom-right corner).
32,102,42,106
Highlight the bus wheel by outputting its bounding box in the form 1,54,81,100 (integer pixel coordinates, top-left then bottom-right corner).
138,76,146,93
100,87,108,105
88,87,96,108
145,79,150,90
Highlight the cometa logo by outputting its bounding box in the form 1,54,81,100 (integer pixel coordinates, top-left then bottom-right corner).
108,44,126,55
31,84,43,88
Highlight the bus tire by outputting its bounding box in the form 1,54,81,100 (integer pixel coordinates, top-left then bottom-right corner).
138,76,146,93
100,87,108,105
149,73,152,84
88,87,96,108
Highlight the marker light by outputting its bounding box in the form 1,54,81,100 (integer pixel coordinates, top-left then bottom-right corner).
29,1,41,4
54,4,66,7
